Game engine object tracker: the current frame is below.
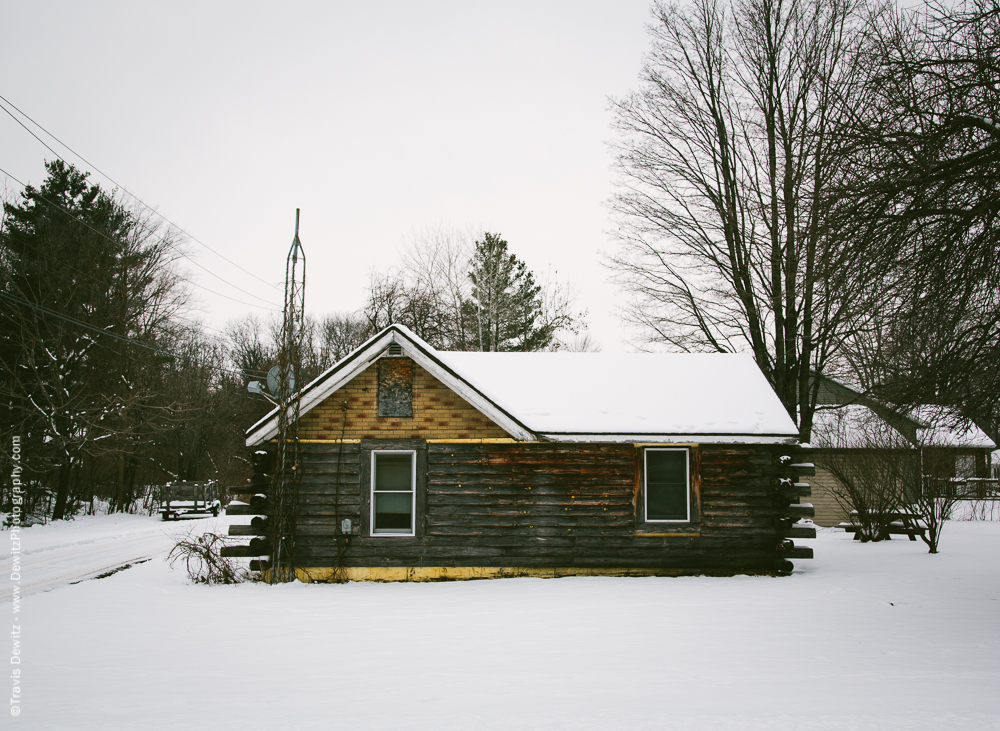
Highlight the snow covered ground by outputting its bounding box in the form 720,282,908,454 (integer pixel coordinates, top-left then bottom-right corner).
0,512,220,599
7,516,1000,730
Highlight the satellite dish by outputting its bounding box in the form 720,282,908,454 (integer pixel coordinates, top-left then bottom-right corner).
266,366,295,398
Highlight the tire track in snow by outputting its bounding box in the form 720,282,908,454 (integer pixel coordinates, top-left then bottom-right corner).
2,517,221,597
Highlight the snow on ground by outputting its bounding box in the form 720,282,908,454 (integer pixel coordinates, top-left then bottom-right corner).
7,517,1000,730
0,512,223,599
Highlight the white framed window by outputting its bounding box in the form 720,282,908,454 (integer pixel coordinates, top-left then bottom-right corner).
370,450,416,536
644,448,690,522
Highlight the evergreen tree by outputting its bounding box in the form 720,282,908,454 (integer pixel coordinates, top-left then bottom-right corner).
0,161,185,517
466,232,553,351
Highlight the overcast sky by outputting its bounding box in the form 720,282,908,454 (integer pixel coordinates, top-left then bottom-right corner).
1,1,652,351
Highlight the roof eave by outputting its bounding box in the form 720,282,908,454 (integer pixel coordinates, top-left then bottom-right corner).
539,433,800,445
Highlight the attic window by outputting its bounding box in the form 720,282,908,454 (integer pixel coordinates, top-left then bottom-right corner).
378,358,413,417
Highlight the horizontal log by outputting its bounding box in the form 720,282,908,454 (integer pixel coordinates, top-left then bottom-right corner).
782,546,814,559
298,495,362,506
299,472,361,482
225,504,268,516
700,498,771,509
776,483,811,498
783,504,815,519
220,545,269,557
428,493,635,505
426,511,636,522
426,466,633,479
779,525,817,539
299,444,362,454
700,508,755,517
228,524,266,536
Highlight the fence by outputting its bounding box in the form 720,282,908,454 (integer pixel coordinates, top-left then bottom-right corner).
922,476,1000,499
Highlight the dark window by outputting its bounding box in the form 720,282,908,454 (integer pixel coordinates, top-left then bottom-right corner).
645,449,689,521
371,451,415,535
378,358,413,417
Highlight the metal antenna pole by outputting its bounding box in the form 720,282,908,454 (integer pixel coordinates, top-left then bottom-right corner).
272,208,306,582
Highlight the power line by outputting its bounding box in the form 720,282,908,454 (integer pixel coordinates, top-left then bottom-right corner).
0,165,281,312
0,289,265,381
83,332,253,400
0,150,280,308
0,94,281,293
0,226,265,365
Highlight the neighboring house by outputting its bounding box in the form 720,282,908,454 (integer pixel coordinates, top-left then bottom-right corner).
808,376,995,526
911,405,995,480
236,325,813,580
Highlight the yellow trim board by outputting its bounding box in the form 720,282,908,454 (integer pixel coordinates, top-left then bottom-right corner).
426,438,521,443
291,566,739,582
635,532,701,538
297,439,362,443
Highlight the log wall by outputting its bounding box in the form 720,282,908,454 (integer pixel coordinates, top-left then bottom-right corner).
292,440,793,576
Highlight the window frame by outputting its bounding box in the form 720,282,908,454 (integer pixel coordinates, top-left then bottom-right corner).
643,447,691,523
369,449,417,537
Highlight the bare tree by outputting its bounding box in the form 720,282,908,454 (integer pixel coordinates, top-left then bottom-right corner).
556,332,603,352
316,312,369,365
399,224,476,349
609,0,876,439
224,313,277,380
833,0,1000,440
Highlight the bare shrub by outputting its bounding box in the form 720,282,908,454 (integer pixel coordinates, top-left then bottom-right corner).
822,449,916,542
168,532,256,585
963,497,1000,521
909,482,956,553
813,405,916,541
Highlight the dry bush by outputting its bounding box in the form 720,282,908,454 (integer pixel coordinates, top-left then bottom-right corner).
813,405,916,541
168,532,256,585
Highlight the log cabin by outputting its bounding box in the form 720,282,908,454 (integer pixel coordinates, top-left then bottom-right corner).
232,325,814,580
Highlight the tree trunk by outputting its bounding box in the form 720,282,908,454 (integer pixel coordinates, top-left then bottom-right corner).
51,460,71,520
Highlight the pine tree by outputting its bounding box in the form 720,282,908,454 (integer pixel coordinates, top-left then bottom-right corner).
466,233,553,351
0,161,185,517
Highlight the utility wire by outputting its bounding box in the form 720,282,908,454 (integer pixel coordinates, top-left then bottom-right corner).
0,94,281,292
0,229,265,363
84,333,253,400
0,165,281,312
0,289,264,381
0,153,280,308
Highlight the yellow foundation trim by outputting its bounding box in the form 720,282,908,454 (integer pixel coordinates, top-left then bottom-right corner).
291,566,722,583
635,532,701,538
297,439,362,443
425,438,521,443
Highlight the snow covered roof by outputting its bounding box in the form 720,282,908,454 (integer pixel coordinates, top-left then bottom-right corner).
246,325,799,446
809,402,995,450
811,404,912,450
437,351,799,441
910,406,995,449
